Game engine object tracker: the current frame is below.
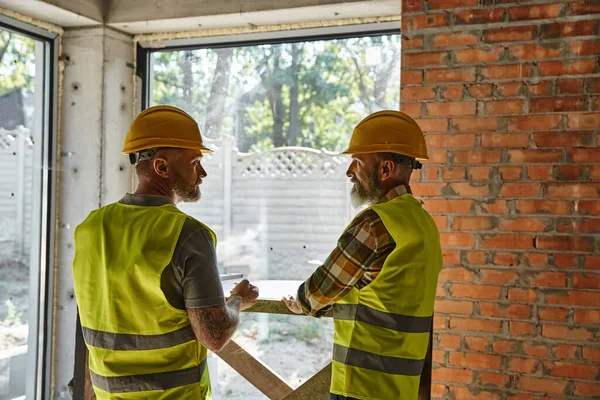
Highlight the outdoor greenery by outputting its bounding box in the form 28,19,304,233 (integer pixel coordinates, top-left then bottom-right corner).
152,34,400,152
0,30,35,95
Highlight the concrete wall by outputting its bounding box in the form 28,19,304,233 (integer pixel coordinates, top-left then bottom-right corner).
400,1,600,398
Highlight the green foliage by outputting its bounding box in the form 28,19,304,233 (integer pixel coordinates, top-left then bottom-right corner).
4,299,23,326
151,33,400,152
0,30,36,95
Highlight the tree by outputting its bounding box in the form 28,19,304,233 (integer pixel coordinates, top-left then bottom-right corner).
0,30,36,95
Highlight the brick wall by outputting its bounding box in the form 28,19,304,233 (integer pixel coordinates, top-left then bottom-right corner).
400,0,600,398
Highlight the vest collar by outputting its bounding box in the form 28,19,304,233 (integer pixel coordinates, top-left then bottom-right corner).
377,184,412,204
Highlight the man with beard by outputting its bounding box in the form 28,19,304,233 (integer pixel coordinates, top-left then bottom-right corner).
283,110,442,400
72,105,258,399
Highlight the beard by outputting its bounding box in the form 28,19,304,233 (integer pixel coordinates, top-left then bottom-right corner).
350,166,381,208
171,167,201,203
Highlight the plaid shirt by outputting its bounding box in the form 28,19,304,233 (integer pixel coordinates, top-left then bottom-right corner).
297,184,412,317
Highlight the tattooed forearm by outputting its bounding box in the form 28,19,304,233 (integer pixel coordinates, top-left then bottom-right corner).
187,296,242,351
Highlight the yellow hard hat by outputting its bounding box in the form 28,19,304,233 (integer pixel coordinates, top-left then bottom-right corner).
122,105,212,155
341,110,428,160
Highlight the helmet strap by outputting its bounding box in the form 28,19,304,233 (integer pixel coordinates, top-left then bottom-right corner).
393,154,422,170
128,149,156,165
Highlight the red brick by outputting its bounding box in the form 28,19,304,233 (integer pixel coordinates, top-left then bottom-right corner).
438,333,462,349
464,336,489,352
499,183,541,197
540,20,598,38
452,117,499,132
538,307,568,322
569,40,600,56
546,183,600,198
441,85,464,100
523,343,547,357
534,131,593,147
399,102,421,117
557,218,600,233
431,383,447,398
432,215,446,229
509,44,561,60
481,234,534,249
481,269,519,283
497,82,524,97
515,200,571,215
424,199,473,213
411,182,446,196
499,217,547,232
555,254,578,269
443,166,466,180
482,64,532,80
452,216,493,231
481,133,528,149
439,267,474,282
468,84,493,98
549,361,597,380
527,165,553,180
432,349,445,363
426,67,476,83
432,367,473,384
402,36,423,50
401,86,436,101
539,59,598,77
499,166,522,180
569,2,600,15
543,324,594,340
508,115,562,131
523,252,549,267
480,302,530,319
440,232,475,248
508,149,562,163
557,78,584,94
575,382,600,398
442,249,461,266
469,166,490,180
434,314,447,330
574,309,600,324
493,340,517,354
453,150,501,164
510,321,536,336
583,346,600,362
531,271,567,287
527,81,554,96
413,118,448,132
450,182,489,196
588,78,600,93
535,235,593,251
455,8,506,25
402,14,449,31
585,255,600,270
449,352,501,369
546,290,600,307
402,51,447,67
485,100,525,115
450,283,502,300
508,288,537,303
454,48,503,64
572,272,600,289
569,148,599,163
494,253,518,266
575,201,600,215
450,386,501,400
425,166,440,181
509,3,564,21
401,70,423,84
478,371,509,387
591,165,600,180
508,358,538,373
435,299,473,315
450,317,503,333
530,96,588,113
483,25,536,43
427,101,477,116
519,377,567,395
554,165,583,181
428,0,478,9
481,200,510,214
433,32,478,48
552,344,578,359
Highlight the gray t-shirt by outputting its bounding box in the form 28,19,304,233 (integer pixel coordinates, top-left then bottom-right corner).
120,193,225,310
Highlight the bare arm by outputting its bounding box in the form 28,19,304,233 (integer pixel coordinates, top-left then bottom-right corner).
187,295,242,352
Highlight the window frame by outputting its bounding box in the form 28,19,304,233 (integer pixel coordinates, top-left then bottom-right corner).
0,14,59,400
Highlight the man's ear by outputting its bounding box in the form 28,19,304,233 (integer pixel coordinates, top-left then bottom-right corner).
153,157,169,179
380,159,395,181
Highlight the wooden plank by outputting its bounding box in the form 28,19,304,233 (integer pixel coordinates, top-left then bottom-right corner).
283,363,331,400
216,340,294,400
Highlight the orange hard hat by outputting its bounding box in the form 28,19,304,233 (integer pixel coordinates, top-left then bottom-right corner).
122,105,212,155
341,110,428,160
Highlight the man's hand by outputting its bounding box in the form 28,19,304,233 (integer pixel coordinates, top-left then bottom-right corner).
229,279,259,311
282,295,303,314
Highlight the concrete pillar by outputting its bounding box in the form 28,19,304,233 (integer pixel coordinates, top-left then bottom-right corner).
52,26,134,398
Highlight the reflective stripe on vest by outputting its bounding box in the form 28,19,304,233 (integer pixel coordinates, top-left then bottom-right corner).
333,304,432,333
90,359,207,393
333,344,425,376
82,325,196,351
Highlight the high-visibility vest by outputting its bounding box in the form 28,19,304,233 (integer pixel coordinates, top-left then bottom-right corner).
331,193,442,400
72,202,213,399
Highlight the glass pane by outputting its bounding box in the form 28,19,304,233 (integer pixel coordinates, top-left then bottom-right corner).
0,27,45,400
150,31,400,398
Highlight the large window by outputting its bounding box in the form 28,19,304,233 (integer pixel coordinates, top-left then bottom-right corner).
0,17,56,400
145,25,400,399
